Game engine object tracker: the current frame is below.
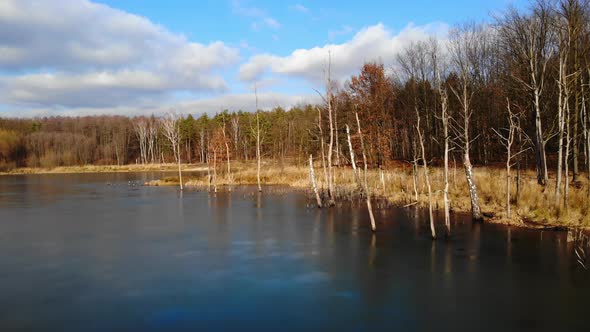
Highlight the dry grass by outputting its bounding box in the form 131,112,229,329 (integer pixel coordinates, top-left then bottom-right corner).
172,160,589,228
1,163,207,175
8,160,587,228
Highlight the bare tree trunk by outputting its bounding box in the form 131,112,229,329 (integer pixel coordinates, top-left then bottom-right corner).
564,95,571,209
441,86,451,236
454,83,483,222
206,153,211,192
493,100,519,219
326,54,335,207
346,124,362,188
506,155,511,219
412,139,419,203
356,112,376,232
177,145,183,191
416,109,436,239
534,88,549,186
222,123,232,190
556,54,566,206
583,76,590,199
162,113,183,191
464,154,481,221
231,116,240,160
452,154,457,191
309,155,322,208
255,86,262,192
318,107,328,192
334,102,341,167
213,149,218,193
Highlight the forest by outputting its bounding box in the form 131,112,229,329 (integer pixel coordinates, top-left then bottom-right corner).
2,0,590,227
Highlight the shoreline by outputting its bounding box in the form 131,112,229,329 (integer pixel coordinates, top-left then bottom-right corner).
0,164,208,175
2,162,588,232
144,162,590,232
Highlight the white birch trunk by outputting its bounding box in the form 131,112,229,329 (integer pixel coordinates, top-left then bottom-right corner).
356,112,376,232
309,155,322,208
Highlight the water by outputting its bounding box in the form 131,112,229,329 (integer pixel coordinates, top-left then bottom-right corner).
0,173,588,331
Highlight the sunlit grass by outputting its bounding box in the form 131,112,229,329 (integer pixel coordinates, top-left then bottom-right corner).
181,160,590,228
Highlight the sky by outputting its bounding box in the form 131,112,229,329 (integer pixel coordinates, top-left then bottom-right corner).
0,0,529,118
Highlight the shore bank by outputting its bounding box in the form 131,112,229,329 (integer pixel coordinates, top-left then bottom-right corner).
146,161,590,230
3,161,588,230
0,164,207,175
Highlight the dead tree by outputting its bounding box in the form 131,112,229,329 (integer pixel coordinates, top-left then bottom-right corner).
206,150,212,192
222,122,232,189
317,106,328,193
212,147,218,193
411,138,420,203
356,112,376,232
556,34,568,206
334,99,341,167
499,5,553,186
314,52,336,206
162,112,183,191
416,108,436,239
309,155,322,208
346,124,362,188
255,85,262,192
147,116,159,164
437,72,452,236
133,119,148,164
492,100,529,219
583,71,590,198
449,24,483,222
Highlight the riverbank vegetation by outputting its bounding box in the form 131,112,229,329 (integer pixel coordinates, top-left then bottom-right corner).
1,1,590,230
146,161,590,229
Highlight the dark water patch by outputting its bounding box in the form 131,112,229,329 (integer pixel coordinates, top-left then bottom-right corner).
0,173,588,331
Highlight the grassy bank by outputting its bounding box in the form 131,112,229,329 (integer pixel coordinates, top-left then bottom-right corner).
5,160,587,229
0,163,207,175
149,160,590,229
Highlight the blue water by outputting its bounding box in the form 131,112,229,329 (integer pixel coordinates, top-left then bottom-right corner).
0,173,588,331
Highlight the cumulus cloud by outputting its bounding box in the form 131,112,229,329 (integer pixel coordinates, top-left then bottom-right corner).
239,22,449,84
0,0,239,108
0,70,228,108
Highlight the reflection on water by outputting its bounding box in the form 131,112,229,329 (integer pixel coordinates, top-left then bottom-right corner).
0,173,588,331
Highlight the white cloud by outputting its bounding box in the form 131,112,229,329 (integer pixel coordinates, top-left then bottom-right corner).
239,22,449,84
0,0,239,108
0,70,227,108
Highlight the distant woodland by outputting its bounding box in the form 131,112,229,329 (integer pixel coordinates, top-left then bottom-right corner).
2,0,590,192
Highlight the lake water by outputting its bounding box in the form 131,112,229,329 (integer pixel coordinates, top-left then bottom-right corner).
0,173,588,331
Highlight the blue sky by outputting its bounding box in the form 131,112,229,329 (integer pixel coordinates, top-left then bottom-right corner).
98,0,527,54
0,0,528,117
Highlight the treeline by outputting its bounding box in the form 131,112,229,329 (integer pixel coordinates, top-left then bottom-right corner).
1,0,590,193
0,109,318,170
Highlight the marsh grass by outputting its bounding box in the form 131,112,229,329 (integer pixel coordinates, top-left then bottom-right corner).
177,160,589,228
12,160,586,227
2,163,207,175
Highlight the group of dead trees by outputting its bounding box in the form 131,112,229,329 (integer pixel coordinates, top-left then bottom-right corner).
308,0,590,237
308,54,387,234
